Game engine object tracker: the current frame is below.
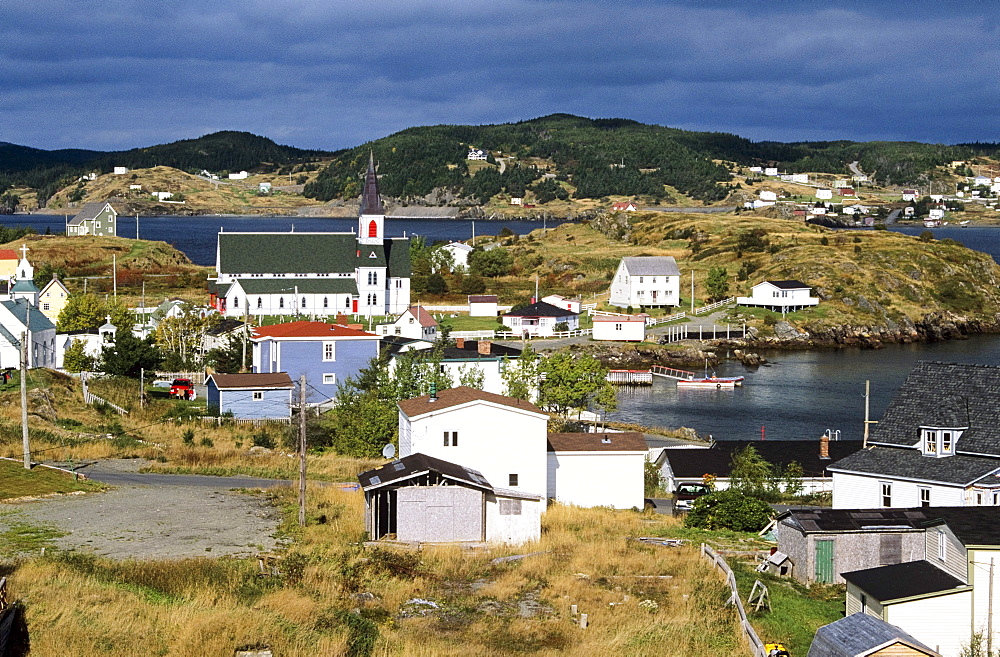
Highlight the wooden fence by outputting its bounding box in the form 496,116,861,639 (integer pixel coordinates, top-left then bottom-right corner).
693,297,736,316
154,371,206,384
700,544,766,657
81,377,129,416
199,416,291,427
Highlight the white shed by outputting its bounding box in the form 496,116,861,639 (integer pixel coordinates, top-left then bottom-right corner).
591,314,646,342
759,190,777,202
468,294,498,317
816,188,833,200
546,432,648,509
737,280,819,312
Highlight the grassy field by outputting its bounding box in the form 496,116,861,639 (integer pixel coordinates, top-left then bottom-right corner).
4,488,751,656
0,460,99,501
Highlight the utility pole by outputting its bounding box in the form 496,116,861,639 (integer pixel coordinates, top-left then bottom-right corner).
863,380,877,448
472,220,476,246
20,331,29,469
298,375,307,527
136,212,140,240
690,271,695,314
140,367,146,408
112,254,117,298
989,557,995,656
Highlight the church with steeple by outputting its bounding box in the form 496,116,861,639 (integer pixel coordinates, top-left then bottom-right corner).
0,244,58,369
209,154,411,319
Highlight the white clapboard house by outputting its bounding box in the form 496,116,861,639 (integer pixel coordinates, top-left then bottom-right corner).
829,362,1000,509
736,280,819,312
609,256,681,309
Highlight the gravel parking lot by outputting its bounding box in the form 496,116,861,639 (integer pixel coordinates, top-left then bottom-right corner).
0,460,287,560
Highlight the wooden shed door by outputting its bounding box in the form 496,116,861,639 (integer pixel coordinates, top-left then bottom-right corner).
815,540,834,584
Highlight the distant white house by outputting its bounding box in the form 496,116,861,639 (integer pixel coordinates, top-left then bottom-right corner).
540,294,581,315
748,166,763,173
440,242,474,271
902,189,919,201
816,188,833,200
152,191,173,201
467,149,488,161
764,167,779,176
609,256,681,309
737,280,819,312
258,182,271,194
612,201,638,212
928,208,945,220
129,184,142,191
546,432,648,509
973,175,991,186
229,171,249,180
759,190,777,202
377,305,438,341
790,173,809,184
591,314,646,342
502,301,578,337
842,204,870,215
113,167,129,175
468,294,498,317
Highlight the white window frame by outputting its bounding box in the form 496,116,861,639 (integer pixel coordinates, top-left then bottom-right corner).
880,481,892,507
322,342,335,361
919,487,930,507
322,373,336,385
252,391,264,401
937,530,947,561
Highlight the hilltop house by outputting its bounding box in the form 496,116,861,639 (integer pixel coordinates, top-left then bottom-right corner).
737,280,819,312
209,153,410,319
440,242,474,271
829,362,1000,509
377,306,437,341
205,372,294,421
540,294,582,315
612,201,638,212
251,321,380,405
66,201,117,237
501,301,579,337
609,256,681,309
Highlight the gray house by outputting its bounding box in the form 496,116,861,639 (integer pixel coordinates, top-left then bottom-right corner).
359,453,543,545
66,201,118,237
205,372,294,421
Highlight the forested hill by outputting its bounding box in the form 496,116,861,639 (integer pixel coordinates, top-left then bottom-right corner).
0,131,330,207
304,114,1000,204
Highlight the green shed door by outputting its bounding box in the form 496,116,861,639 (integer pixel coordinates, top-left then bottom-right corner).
815,540,835,584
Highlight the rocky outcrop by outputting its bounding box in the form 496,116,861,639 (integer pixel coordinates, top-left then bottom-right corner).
733,350,767,366
565,342,716,368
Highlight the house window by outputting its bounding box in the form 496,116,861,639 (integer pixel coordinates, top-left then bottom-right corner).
881,482,892,507
323,342,335,361
279,297,285,309
252,392,263,401
977,490,984,505
301,297,307,309
925,430,936,454
860,594,867,615
937,530,947,561
396,279,402,288
509,474,518,487
323,374,335,385
652,277,656,284
368,220,377,237
323,297,328,308
639,277,643,284
42,303,49,311
920,487,931,507
257,297,262,309
942,431,953,454
394,327,401,335
442,431,458,447
499,499,522,515
615,323,622,331
233,297,239,308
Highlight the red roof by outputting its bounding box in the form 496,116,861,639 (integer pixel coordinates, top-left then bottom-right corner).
612,201,636,210
0,250,18,261
252,321,377,339
405,306,437,328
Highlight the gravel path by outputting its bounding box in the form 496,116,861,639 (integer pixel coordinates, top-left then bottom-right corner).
0,460,287,560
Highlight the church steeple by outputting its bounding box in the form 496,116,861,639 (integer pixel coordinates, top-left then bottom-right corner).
360,151,384,215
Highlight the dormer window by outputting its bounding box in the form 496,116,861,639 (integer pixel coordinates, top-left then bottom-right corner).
921,427,964,457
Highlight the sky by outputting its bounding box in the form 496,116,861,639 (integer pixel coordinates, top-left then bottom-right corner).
2,0,998,152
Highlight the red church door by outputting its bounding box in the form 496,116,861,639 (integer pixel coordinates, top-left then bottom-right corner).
352,299,358,313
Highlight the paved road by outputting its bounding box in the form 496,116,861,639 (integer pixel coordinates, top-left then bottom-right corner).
75,461,299,489
641,206,737,213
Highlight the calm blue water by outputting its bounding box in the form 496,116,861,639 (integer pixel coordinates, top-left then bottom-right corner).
0,214,566,266
614,225,1000,440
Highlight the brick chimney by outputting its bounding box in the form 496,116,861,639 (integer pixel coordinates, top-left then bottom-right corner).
456,337,465,349
819,434,830,459
478,340,491,355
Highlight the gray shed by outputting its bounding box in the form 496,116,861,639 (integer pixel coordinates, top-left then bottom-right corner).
808,612,940,657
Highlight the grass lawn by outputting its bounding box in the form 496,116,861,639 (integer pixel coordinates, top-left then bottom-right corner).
438,314,504,331
0,459,101,501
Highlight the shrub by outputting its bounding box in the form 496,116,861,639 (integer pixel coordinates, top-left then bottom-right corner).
683,490,773,531
252,430,275,449
553,322,570,332
199,437,214,448
919,230,934,242
181,428,195,446
819,236,829,246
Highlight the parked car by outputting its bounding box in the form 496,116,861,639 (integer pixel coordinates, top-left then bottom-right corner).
674,483,711,510
169,378,196,400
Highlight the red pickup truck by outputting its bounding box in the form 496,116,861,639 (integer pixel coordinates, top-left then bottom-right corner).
169,379,196,400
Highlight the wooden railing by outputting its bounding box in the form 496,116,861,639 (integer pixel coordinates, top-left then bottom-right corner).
693,297,736,316
81,376,129,416
701,544,766,657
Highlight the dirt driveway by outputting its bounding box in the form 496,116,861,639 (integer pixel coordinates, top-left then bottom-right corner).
0,460,287,560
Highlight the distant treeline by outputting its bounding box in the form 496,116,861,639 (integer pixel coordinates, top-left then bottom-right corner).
304,114,1000,204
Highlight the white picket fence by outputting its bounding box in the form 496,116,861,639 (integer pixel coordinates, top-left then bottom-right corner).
693,297,736,316
452,328,593,341
701,544,766,657
645,311,688,326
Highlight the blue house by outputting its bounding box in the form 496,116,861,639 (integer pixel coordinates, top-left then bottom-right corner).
205,372,295,420
251,321,381,405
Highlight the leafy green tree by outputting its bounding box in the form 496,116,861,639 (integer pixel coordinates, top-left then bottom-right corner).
683,490,773,531
426,273,448,295
204,331,251,374
0,192,19,215
704,267,730,302
100,332,163,378
457,364,485,389
468,247,513,278
326,385,399,458
501,345,541,401
57,293,131,332
458,273,487,295
154,306,219,368
728,445,778,499
644,458,665,497
62,338,95,372
538,352,617,417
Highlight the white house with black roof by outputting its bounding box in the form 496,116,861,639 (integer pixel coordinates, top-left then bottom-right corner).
828,362,1000,509
737,279,819,312
208,153,410,319
501,300,578,337
609,256,681,309
807,612,940,657
836,506,1000,657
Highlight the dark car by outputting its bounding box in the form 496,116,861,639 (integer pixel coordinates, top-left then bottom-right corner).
674,483,711,510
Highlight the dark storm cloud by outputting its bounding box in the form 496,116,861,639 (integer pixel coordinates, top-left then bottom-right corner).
1,0,997,150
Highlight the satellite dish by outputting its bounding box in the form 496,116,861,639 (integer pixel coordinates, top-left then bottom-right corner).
381,444,396,459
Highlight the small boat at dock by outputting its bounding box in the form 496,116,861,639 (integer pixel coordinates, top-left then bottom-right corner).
676,375,745,389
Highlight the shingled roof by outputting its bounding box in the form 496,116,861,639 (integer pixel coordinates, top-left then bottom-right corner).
841,560,966,602
398,386,545,418
664,440,864,479
826,446,1000,486
547,432,647,452
503,301,576,318
867,362,1000,454
763,279,810,290
252,321,377,339
620,256,680,276
207,373,294,389
358,453,492,491
360,151,384,215
217,233,410,278
67,201,115,226
808,612,939,657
